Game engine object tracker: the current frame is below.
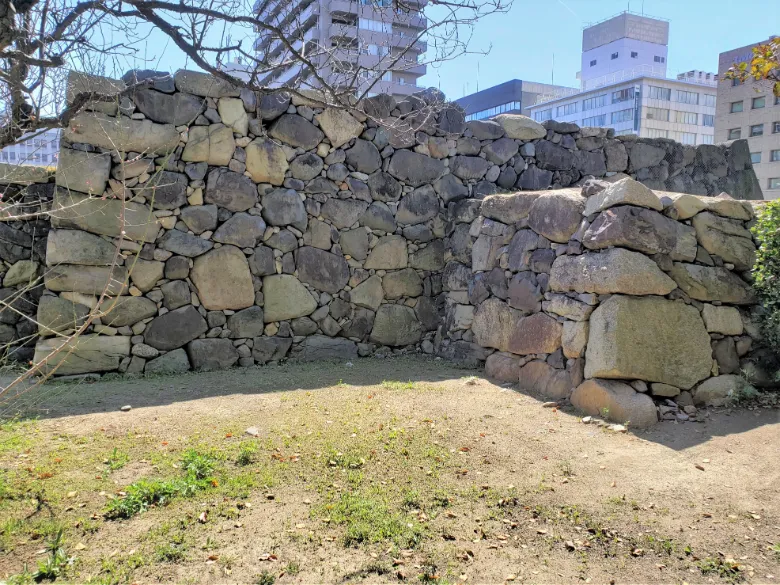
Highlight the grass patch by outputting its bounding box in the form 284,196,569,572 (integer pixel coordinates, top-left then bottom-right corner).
698,556,745,583
235,441,258,466
381,380,416,391
105,447,129,471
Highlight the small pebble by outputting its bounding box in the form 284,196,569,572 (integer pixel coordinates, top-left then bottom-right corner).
120,405,132,412
245,426,260,437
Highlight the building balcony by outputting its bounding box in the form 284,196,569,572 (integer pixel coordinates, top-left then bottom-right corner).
255,4,320,51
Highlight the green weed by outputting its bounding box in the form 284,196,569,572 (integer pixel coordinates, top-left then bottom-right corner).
698,556,744,583
235,441,258,466
105,448,129,471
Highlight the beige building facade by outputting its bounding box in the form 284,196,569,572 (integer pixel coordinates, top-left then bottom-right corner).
715,39,780,199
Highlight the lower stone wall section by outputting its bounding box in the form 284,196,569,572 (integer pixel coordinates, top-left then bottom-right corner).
441,176,764,427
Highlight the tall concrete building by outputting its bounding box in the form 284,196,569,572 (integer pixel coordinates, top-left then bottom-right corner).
715,38,780,199
251,0,427,98
454,79,578,122
0,129,60,167
527,12,717,145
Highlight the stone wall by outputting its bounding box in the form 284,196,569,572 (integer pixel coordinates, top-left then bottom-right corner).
443,177,764,427
30,68,764,385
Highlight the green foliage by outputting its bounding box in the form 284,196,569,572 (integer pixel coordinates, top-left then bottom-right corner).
698,556,745,583
723,39,780,97
751,200,780,351
235,442,258,467
254,571,276,585
106,448,129,471
34,528,68,581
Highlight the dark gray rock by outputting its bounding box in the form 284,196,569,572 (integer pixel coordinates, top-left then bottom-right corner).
185,161,208,180
403,225,434,243
165,256,190,280
144,305,208,350
508,271,542,312
269,114,324,150
266,230,298,253
292,335,358,361
252,336,293,362
158,230,214,257
367,171,402,202
483,138,519,165
321,199,368,229
145,348,191,374
535,140,575,171
123,69,175,93
161,279,191,310
261,188,308,230
258,92,290,120
466,120,504,140
443,262,471,291
132,89,205,125
438,341,492,367
575,150,607,177
290,152,324,180
180,204,218,234
410,239,445,270
451,156,490,180
347,178,371,201
396,185,439,225
291,317,318,336
340,307,375,339
340,229,369,260
473,181,497,198
249,245,275,276
327,163,349,182
433,173,468,203
506,229,539,271
295,246,349,293
227,306,265,338
213,212,267,248
205,169,258,211
387,150,446,187
527,190,586,243
415,296,440,331
187,338,239,370
97,296,158,327
604,140,628,172
543,120,579,133
449,199,482,223
438,106,466,134
629,141,666,170
363,93,395,118
516,165,553,190
345,139,382,174
359,202,396,232
135,171,188,210
370,304,422,346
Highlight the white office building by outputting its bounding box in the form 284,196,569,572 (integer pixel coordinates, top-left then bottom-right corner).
527,12,717,146
0,128,61,167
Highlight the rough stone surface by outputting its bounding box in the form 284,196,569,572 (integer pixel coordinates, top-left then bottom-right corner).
583,177,663,216
493,114,546,140
396,186,439,225
295,247,350,293
145,349,190,374
370,304,422,346
245,139,289,185
182,124,235,166
702,304,743,335
188,338,239,371
98,296,157,327
51,191,158,242
191,246,255,310
669,263,756,304
261,188,308,229
316,108,363,148
252,336,293,363
528,190,586,243
387,150,446,186
692,211,756,270
36,296,90,335
45,264,128,296
158,230,214,257
382,268,422,299
270,114,324,150
46,229,116,266
34,335,130,375
213,213,266,248
550,249,677,295
484,352,522,382
517,360,583,400
132,89,205,125
349,275,384,311
321,199,368,229
144,305,208,351
585,295,712,389
206,169,258,211
693,375,743,406
64,113,179,154
364,235,408,269
263,275,317,322
571,379,658,428
56,148,111,195
174,70,239,97
562,320,588,359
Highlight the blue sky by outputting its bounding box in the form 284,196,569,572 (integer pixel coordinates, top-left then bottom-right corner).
427,0,780,100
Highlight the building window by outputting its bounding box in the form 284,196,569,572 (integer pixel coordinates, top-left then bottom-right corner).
728,128,741,140
674,111,698,125
750,124,764,137
673,132,697,145
771,150,780,162
582,114,606,127
556,103,577,116
730,101,743,113
358,18,392,33
646,107,670,121
654,55,665,63
752,96,766,109
646,128,669,139
769,178,780,190
776,96,780,105
732,78,743,87
676,90,699,105
648,85,671,100
8,152,15,161
699,134,714,144
751,152,762,164
611,52,618,60
0,152,7,162
611,109,634,123
582,94,607,110
465,101,522,121
702,94,716,107
631,51,638,58
533,109,552,122
773,121,780,134
590,59,597,67
612,88,634,103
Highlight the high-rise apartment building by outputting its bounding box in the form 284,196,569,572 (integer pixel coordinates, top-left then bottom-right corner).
527,12,717,146
454,80,579,122
715,38,780,200
251,0,427,98
0,129,60,167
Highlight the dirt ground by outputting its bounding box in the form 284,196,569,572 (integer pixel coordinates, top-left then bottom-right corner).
0,356,778,584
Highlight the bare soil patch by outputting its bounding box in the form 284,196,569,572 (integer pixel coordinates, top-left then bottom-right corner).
1,357,778,584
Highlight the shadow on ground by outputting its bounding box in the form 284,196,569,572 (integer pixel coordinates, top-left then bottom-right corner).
1,355,777,452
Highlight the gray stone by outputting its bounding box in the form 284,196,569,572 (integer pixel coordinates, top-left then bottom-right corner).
270,114,324,149
367,171,402,202
650,383,680,397
292,335,358,361
550,249,677,295
51,190,158,242
433,174,468,204
382,268,422,299
702,304,743,335
628,142,666,170
129,259,164,292
258,92,291,120
145,348,191,374
604,140,628,172
252,336,293,363
415,296,440,331
180,204,218,234
144,305,208,350
364,235,407,269
56,148,111,195
451,156,490,180
387,150,447,186
482,193,539,224
174,69,240,97
63,112,179,155
340,229,369,260
249,246,275,276
485,352,522,382
290,152,324,181
321,199,368,229
543,294,593,321
396,185,439,225
132,343,159,359
227,306,265,338
122,69,174,93
263,274,317,321
585,295,712,389
571,379,657,428
213,213,266,248
245,138,288,185
713,337,739,374
693,375,743,406
305,177,337,195
370,305,422,346
261,188,308,230
98,296,157,326
562,320,588,359
296,247,350,293
46,229,116,266
527,189,586,243
205,169,258,212
507,272,542,312
535,140,575,171
466,120,504,140
668,263,755,304
575,150,607,176
349,275,383,311
33,335,130,376
583,177,663,216
345,139,382,174
316,108,363,148
517,360,583,401
341,307,375,339
483,138,519,165
471,234,504,271
410,240,445,271
36,295,90,336
161,280,191,310
45,264,128,296
187,338,239,370
134,171,188,210
267,229,299,253
517,165,553,190
191,245,255,310
181,124,235,166
493,114,546,140
158,230,214,257
132,89,205,125
692,212,756,270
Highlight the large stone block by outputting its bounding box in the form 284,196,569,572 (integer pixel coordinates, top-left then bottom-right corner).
45,264,128,296
262,274,317,322
144,305,208,350
316,108,363,148
46,229,116,266
218,97,248,135
571,379,658,428
493,114,545,140
226,306,265,338
132,89,205,125
585,295,712,389
182,124,236,166
56,148,111,195
508,312,562,355
370,304,422,346
245,138,289,185
583,177,663,216
63,113,179,154
549,249,677,295
270,114,324,150
158,230,213,257
471,298,517,353
98,296,157,327
191,245,255,310
133,171,188,210
321,199,368,229
292,335,358,361
527,189,586,243
295,246,350,294
205,169,258,212
692,211,756,270
261,188,307,230
387,150,447,186
173,69,240,97
668,263,755,304
701,304,743,335
36,295,90,336
484,352,522,382
382,268,422,299
51,190,159,242
364,235,408,269
396,186,439,225
693,375,743,406
145,348,191,374
252,336,293,363
187,338,239,371
33,334,130,375
517,360,583,400
213,213,266,248
349,275,384,311
346,139,382,174
481,193,539,223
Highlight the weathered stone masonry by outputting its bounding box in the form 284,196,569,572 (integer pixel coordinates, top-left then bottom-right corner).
17,69,764,423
